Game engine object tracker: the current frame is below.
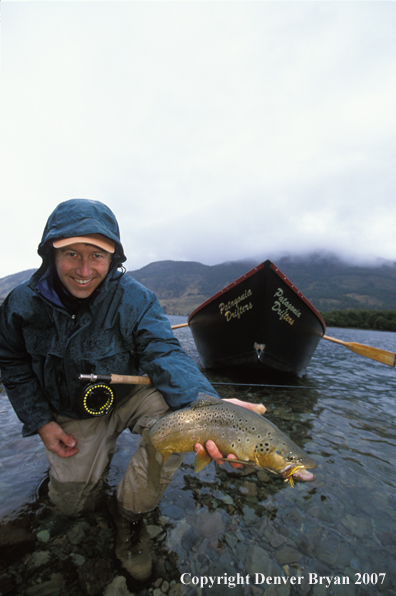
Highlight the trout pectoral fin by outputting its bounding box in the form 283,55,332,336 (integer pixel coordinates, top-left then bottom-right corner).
142,429,163,497
194,446,212,472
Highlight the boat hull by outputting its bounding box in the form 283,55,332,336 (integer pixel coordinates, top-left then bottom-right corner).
187,261,326,377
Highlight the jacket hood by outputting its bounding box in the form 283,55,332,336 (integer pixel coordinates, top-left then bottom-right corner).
38,199,127,269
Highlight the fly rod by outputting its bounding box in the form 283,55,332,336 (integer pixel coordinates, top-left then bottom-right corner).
79,373,313,390
79,373,151,385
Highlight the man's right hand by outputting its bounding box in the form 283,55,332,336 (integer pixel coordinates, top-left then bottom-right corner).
38,421,79,458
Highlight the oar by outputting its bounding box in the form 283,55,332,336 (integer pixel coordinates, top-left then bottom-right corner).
323,335,396,367
171,323,189,329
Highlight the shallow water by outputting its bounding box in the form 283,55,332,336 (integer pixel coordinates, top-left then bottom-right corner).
1,319,396,595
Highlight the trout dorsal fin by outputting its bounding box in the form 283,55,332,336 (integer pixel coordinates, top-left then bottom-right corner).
192,393,222,409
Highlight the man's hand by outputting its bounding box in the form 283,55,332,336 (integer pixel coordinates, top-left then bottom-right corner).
223,398,266,415
38,421,78,458
195,440,243,469
195,397,266,468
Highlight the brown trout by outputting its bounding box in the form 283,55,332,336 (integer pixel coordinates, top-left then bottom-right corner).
143,394,316,494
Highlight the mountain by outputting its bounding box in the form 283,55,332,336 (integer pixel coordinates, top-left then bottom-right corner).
272,254,396,312
1,255,396,315
126,259,256,315
0,269,37,301
126,255,396,315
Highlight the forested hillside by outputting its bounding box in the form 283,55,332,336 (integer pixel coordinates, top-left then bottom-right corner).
321,309,396,331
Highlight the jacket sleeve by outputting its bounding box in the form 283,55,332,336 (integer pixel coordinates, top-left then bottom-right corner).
133,294,218,409
0,291,54,436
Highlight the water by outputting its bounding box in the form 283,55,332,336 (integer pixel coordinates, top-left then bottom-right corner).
1,319,396,595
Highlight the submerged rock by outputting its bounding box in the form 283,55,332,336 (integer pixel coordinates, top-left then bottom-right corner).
26,549,52,572
77,559,114,595
341,513,372,538
103,575,134,596
36,529,51,543
263,525,286,549
240,481,258,498
190,510,226,539
66,521,91,545
274,545,303,566
245,545,282,577
168,582,187,596
242,505,260,526
264,584,290,596
69,552,86,567
161,504,184,520
166,519,191,551
146,524,165,540
25,572,64,596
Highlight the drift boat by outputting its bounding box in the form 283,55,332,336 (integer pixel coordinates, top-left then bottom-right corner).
187,260,326,377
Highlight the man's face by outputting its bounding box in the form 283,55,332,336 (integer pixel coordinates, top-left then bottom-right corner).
54,243,112,299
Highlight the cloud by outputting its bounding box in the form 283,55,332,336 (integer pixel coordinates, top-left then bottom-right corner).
1,1,395,278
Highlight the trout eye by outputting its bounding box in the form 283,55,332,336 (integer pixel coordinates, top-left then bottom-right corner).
287,454,299,462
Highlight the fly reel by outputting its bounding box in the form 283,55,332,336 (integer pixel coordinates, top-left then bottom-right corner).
80,383,115,417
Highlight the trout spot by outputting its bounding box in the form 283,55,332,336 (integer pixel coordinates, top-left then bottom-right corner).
255,441,272,454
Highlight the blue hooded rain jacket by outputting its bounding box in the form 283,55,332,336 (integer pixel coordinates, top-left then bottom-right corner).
0,199,218,436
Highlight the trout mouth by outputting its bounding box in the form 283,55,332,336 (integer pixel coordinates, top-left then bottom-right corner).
280,464,316,487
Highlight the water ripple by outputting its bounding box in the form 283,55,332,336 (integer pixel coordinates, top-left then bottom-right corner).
1,320,396,594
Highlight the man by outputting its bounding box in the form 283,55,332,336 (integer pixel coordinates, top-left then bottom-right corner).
0,199,264,579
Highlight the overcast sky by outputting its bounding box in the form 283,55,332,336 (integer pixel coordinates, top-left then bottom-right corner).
1,0,396,279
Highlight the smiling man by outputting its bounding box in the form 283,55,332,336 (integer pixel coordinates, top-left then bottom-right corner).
54,235,114,299
0,198,262,580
